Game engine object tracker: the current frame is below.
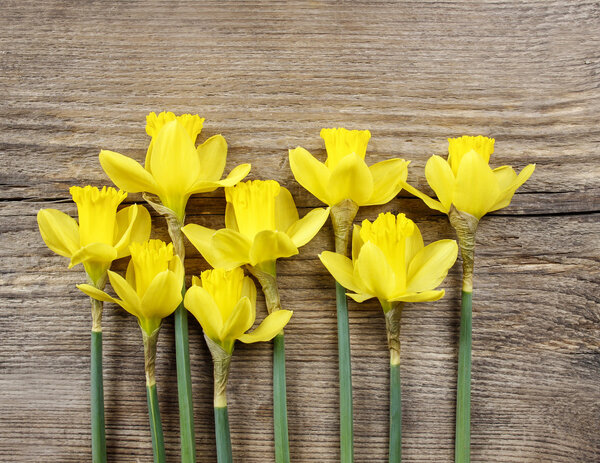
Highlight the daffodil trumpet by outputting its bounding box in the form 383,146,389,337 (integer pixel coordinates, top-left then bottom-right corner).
319,212,458,463
99,112,251,461
182,179,327,463
402,136,535,463
78,239,184,463
184,268,292,463
289,128,410,462
37,185,151,463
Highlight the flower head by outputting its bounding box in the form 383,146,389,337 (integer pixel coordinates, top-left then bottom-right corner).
319,212,458,306
404,136,535,220
181,179,330,271
37,185,151,284
289,127,409,207
78,239,184,334
99,111,251,221
184,267,292,354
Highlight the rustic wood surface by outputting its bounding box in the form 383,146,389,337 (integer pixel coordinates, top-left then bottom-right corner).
1,1,599,461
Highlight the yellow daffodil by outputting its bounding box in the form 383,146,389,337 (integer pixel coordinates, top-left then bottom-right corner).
37,185,151,285
185,267,293,354
181,179,330,272
99,111,251,222
403,135,536,220
289,127,410,208
77,239,184,335
320,212,458,305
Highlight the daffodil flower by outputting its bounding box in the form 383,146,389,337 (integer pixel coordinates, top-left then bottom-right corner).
99,111,251,222
182,179,330,272
320,212,457,463
37,185,151,286
320,212,458,306
289,128,410,209
184,267,292,462
403,135,536,221
78,239,184,335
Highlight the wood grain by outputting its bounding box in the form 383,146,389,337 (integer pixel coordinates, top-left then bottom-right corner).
1,1,599,462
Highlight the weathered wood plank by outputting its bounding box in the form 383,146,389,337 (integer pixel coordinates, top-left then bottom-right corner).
1,0,599,462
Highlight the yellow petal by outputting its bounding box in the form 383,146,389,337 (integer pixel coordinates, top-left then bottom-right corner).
288,147,331,204
196,134,227,181
224,203,239,231
328,152,374,206
140,270,183,320
492,165,517,190
106,270,143,319
184,285,222,341
390,290,445,303
489,164,536,212
355,242,396,300
406,239,458,292
242,276,257,309
286,207,330,248
453,150,500,219
319,251,362,294
424,155,455,211
351,224,363,262
248,230,298,266
169,255,185,287
190,163,251,194
37,209,80,258
69,243,117,268
221,296,255,341
347,292,374,303
182,224,221,267
402,182,448,214
404,221,424,267
275,187,300,232
212,229,253,268
238,310,293,343
76,284,116,303
364,158,409,206
114,205,152,259
99,150,159,194
448,136,495,174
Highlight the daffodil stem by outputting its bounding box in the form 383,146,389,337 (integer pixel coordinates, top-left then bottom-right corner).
273,332,290,463
214,406,233,463
90,328,107,463
143,328,165,463
336,282,354,463
455,290,472,463
389,362,402,463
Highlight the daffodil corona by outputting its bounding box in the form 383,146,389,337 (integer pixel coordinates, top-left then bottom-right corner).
320,212,458,462
185,267,292,463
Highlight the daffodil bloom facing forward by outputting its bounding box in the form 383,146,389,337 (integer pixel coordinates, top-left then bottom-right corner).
37,185,151,286
99,111,251,223
182,179,329,273
185,267,292,463
320,212,457,462
79,239,184,463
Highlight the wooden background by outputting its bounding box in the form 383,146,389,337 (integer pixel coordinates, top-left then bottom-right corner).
1,1,598,461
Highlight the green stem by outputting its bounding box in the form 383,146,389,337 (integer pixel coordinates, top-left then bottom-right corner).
389,362,402,463
91,330,107,463
336,282,354,463
147,383,166,463
455,290,472,463
214,406,233,463
273,333,290,463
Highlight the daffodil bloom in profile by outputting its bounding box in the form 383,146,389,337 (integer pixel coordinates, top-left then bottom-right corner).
182,179,330,272
37,185,151,286
320,212,457,463
99,111,251,222
78,239,184,462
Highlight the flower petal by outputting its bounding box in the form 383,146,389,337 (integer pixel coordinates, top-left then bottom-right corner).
211,229,253,268
196,134,227,181
489,164,536,212
319,251,363,294
275,187,300,232
221,296,255,341
140,270,183,320
347,292,374,303
106,270,143,318
364,158,409,206
99,150,159,194
182,224,221,267
249,230,298,266
242,276,257,309
402,182,447,214
390,290,445,303
289,147,331,204
286,207,330,248
69,243,117,268
355,242,396,300
225,203,239,231
453,150,500,219
424,155,455,212
190,163,251,194
37,209,80,258
406,239,458,292
238,310,293,343
184,285,222,341
76,284,116,303
351,224,363,262
328,152,374,206
114,204,152,258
